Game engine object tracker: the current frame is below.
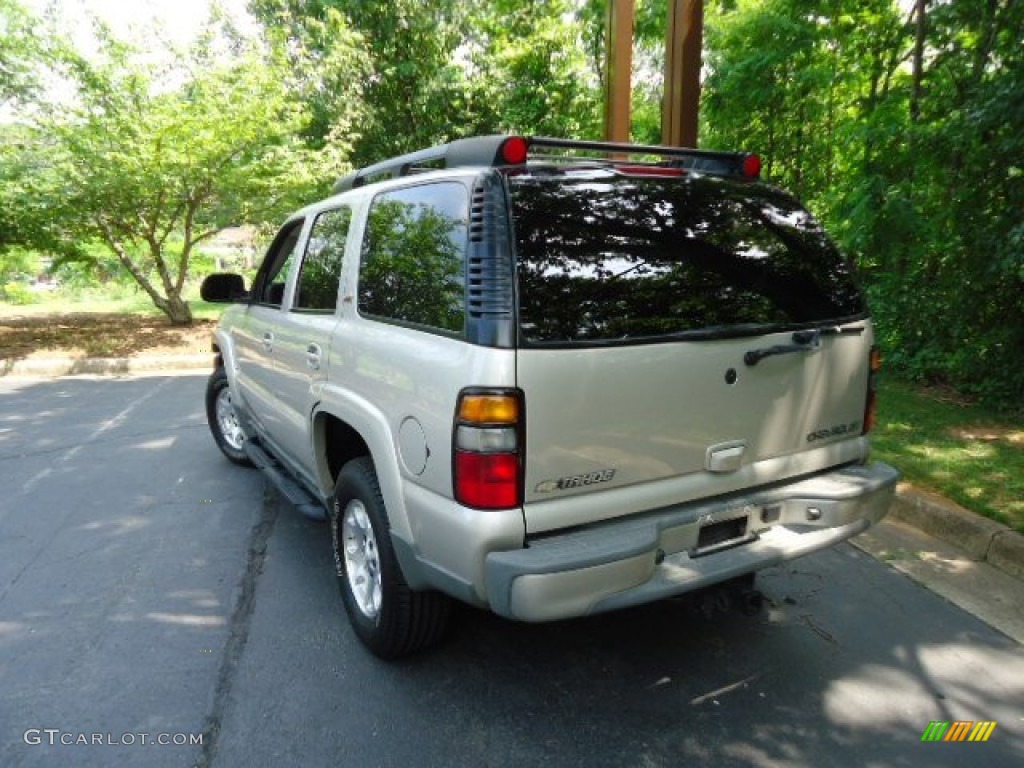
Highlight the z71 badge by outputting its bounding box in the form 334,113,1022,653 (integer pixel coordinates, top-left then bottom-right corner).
535,469,616,494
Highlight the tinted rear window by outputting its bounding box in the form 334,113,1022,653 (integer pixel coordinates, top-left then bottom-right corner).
510,171,865,345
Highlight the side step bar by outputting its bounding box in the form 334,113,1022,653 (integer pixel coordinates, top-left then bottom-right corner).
244,442,327,521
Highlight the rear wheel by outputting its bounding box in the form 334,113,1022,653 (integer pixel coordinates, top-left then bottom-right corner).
331,457,451,658
205,368,253,466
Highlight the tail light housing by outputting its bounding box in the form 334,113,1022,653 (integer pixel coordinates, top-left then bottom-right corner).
453,389,524,509
863,346,882,434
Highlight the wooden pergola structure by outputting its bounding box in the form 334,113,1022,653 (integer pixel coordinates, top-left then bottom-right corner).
604,0,703,148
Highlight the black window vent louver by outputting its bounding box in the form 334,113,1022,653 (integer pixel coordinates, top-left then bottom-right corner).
466,176,512,318
464,174,515,347
469,185,487,244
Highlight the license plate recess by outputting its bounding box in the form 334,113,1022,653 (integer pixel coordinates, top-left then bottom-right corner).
695,515,750,554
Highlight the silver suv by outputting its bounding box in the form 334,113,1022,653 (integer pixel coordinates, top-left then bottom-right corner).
201,135,899,658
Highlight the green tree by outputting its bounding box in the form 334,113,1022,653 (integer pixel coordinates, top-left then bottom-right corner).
700,0,1023,408
1,0,51,255
879,0,1024,404
462,0,602,139
252,0,604,157
254,0,475,163
0,0,39,105
7,14,364,324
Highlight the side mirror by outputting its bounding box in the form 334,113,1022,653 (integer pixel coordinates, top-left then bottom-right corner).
201,273,248,303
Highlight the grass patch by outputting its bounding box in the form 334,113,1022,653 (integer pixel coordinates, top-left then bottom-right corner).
872,379,1024,534
0,292,225,321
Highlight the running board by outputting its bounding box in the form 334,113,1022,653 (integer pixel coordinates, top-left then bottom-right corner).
244,442,327,521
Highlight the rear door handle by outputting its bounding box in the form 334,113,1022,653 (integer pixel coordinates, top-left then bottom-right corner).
261,332,274,353
306,343,322,370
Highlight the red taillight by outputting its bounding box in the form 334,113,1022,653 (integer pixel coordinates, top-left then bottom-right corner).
863,346,882,434
454,452,520,509
453,389,523,509
741,154,762,178
501,136,529,165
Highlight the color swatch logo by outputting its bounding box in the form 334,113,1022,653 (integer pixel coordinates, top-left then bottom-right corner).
920,721,997,742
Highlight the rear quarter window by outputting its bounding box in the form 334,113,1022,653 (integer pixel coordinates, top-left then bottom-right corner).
509,172,865,345
357,182,469,334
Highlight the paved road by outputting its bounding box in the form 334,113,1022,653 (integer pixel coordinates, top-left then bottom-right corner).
1,374,1021,767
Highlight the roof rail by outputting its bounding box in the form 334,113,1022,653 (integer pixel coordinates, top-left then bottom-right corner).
332,135,759,194
332,135,520,194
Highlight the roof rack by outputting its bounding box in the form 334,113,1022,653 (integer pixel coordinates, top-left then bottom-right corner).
332,135,760,194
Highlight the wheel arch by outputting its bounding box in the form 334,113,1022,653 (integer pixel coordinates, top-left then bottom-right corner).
314,411,371,488
211,327,237,382
311,405,413,545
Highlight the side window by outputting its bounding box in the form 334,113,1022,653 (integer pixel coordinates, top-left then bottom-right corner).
294,206,352,313
255,219,304,307
358,182,468,333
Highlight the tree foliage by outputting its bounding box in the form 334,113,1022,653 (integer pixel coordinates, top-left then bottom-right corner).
3,0,1020,406
3,10,365,324
251,0,604,160
462,0,603,139
253,0,477,163
0,0,40,105
700,0,1024,408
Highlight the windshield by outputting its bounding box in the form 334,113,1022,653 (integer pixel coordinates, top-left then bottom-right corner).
509,171,865,345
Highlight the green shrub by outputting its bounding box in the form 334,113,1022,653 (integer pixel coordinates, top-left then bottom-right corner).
1,281,39,305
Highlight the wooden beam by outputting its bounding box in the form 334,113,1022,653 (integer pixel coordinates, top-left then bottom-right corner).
662,0,703,148
603,0,634,143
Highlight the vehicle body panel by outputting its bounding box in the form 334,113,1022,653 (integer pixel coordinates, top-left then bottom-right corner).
518,326,872,533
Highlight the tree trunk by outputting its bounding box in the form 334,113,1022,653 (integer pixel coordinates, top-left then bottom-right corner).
162,290,193,326
96,220,194,326
910,0,927,123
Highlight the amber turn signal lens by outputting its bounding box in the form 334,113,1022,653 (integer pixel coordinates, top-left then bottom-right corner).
458,394,519,424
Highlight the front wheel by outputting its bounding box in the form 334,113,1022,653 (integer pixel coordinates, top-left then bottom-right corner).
331,457,451,659
205,368,253,466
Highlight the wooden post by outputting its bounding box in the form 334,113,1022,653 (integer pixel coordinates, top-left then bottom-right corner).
603,0,634,144
662,0,703,147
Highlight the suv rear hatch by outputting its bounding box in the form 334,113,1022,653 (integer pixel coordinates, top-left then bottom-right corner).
510,169,873,534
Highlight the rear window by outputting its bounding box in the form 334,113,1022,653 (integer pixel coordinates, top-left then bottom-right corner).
509,171,865,345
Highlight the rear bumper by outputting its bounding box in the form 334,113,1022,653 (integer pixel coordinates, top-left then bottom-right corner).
485,462,899,621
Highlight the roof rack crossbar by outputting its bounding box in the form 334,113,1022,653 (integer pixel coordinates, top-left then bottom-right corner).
332,135,757,194
527,136,744,164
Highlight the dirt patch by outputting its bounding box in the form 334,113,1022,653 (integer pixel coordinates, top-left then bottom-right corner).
0,313,216,360
947,426,1024,446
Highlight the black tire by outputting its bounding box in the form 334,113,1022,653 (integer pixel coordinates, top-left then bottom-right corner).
205,368,253,466
331,457,451,659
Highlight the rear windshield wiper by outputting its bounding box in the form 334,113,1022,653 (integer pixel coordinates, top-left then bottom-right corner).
744,325,865,366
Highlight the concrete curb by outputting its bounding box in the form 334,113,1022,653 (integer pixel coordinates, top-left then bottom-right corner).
0,354,211,377
988,530,1024,581
890,482,1023,581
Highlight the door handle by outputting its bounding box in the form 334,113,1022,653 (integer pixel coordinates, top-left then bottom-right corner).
261,332,274,353
306,343,322,370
